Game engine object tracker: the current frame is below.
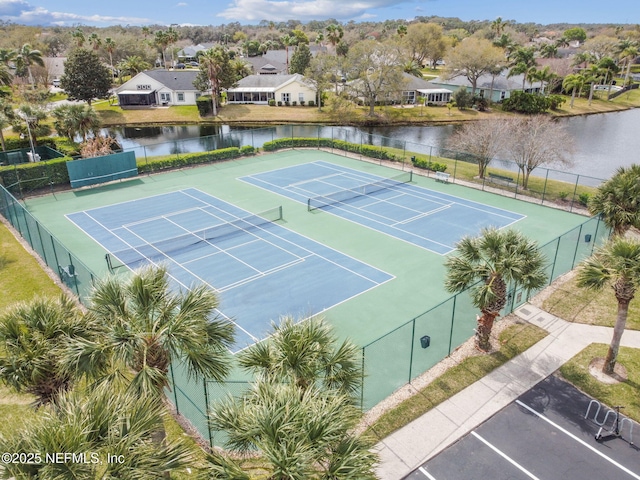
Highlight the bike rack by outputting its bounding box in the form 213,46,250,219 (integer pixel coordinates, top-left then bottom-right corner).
585,400,634,445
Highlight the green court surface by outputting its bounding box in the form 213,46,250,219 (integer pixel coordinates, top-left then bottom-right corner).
24,149,592,351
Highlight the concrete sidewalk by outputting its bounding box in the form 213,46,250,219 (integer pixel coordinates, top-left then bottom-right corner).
375,303,640,480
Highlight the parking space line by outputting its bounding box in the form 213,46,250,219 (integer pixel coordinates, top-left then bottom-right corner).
419,466,437,479
471,431,541,480
516,400,640,480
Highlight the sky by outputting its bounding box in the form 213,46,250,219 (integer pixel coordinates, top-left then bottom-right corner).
0,0,638,27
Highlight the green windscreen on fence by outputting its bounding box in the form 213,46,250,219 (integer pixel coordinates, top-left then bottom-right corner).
66,151,138,189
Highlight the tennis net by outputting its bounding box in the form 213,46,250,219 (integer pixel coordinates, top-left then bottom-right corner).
307,171,413,211
105,206,283,272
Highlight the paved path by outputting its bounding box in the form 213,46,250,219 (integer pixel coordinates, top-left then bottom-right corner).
375,304,640,480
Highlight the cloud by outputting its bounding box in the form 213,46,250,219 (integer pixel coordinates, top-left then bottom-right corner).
0,0,155,25
217,0,405,21
176,2,188,5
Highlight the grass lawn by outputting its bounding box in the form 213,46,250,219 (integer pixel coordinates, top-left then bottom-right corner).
559,344,640,423
365,321,548,440
541,274,640,330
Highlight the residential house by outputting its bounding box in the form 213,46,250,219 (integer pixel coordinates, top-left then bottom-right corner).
243,46,329,75
226,74,316,105
399,73,452,105
431,71,540,103
43,57,66,84
176,43,216,63
115,70,201,107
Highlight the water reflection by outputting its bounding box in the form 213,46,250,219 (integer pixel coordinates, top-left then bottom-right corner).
106,108,640,179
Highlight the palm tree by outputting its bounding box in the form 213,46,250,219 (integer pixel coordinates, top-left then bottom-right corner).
15,104,47,149
508,47,537,91
588,165,640,236
563,73,586,108
238,316,361,395
154,30,170,69
199,47,229,116
397,24,408,38
539,43,558,58
325,23,344,48
1,385,196,479
0,47,16,66
445,228,548,351
403,59,423,78
576,237,640,375
280,34,295,73
584,64,605,106
0,295,87,407
531,65,556,94
104,37,116,72
65,265,235,398
14,43,44,85
117,55,151,77
166,26,179,67
207,316,376,479
0,62,12,86
88,32,102,50
71,28,85,47
491,17,506,37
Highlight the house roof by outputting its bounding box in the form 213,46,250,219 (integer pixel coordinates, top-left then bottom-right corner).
228,74,313,92
432,71,535,91
401,72,442,91
141,70,200,91
244,56,287,74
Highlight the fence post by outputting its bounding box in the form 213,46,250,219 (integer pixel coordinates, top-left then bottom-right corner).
549,236,562,283
408,318,416,382
448,295,457,355
360,347,366,410
541,169,550,205
169,363,180,415
571,223,584,269
569,175,580,213
203,379,214,448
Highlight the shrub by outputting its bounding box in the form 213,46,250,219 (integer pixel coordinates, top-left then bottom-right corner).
413,158,447,172
308,100,315,107
196,95,213,116
277,101,282,106
137,147,242,174
0,157,71,191
453,89,473,109
547,94,566,110
502,91,551,114
285,101,290,106
578,192,591,206
473,96,489,112
292,101,297,106
300,100,305,106
240,145,255,155
268,99,276,106
558,191,569,201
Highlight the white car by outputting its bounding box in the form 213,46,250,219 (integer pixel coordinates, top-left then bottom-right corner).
52,79,61,87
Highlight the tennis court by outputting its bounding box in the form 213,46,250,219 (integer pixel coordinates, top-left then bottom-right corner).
241,160,525,254
66,187,392,352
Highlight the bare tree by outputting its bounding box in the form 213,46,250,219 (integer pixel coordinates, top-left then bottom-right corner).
503,116,574,189
445,37,505,95
346,40,405,117
447,118,508,179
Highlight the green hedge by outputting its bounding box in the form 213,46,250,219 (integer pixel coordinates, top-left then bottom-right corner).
0,157,71,190
262,137,401,162
138,147,243,173
412,158,447,172
2,136,79,156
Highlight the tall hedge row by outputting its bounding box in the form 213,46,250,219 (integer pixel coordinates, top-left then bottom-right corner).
262,137,397,161
137,147,247,173
0,157,71,190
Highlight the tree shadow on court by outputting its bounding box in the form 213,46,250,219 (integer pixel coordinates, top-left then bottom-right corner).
72,179,145,196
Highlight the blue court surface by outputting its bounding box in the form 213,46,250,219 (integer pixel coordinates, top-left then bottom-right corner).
66,188,392,352
241,161,525,254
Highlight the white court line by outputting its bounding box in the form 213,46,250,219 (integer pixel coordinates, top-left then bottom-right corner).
515,400,640,480
419,466,437,479
470,432,541,480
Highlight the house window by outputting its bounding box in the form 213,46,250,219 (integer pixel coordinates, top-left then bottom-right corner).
298,92,304,103
281,92,290,103
160,92,171,104
177,92,185,102
500,91,506,100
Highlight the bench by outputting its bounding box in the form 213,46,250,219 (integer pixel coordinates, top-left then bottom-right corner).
58,264,77,284
435,171,450,183
488,172,514,184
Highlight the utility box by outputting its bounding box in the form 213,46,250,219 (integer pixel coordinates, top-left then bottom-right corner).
420,335,431,349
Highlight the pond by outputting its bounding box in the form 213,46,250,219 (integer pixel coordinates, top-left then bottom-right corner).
106,108,640,181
